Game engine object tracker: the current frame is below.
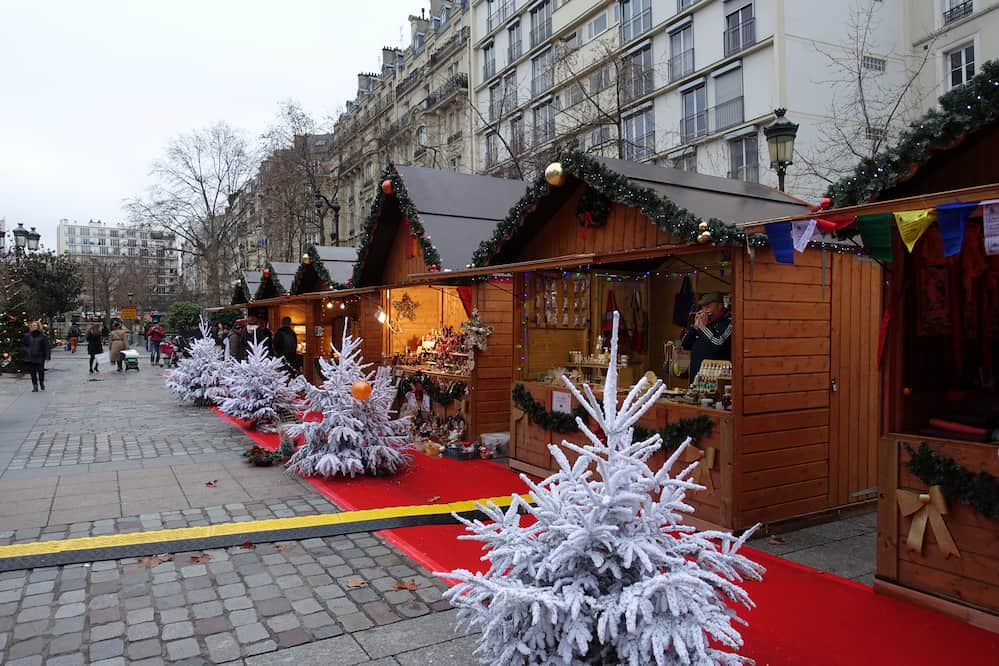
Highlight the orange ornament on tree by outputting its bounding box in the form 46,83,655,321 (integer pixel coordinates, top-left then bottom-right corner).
351,380,372,400
381,179,394,195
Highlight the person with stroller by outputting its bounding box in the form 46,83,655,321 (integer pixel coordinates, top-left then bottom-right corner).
87,323,103,373
147,322,165,366
109,322,128,372
23,321,50,392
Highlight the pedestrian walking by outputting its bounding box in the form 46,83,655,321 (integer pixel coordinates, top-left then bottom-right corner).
227,321,247,362
86,323,103,373
246,315,272,353
23,321,49,392
148,322,165,366
273,316,300,375
68,322,81,353
109,322,128,372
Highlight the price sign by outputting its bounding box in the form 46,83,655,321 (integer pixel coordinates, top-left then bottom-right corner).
121,307,137,320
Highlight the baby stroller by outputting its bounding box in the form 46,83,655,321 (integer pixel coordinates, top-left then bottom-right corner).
159,339,178,368
121,348,141,372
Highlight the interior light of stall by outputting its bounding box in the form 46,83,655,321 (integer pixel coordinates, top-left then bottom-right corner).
326,301,334,309
376,308,387,324
340,302,346,310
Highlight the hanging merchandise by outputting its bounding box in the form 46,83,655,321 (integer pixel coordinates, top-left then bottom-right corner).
392,292,419,321
983,199,999,255
672,276,694,327
461,308,494,353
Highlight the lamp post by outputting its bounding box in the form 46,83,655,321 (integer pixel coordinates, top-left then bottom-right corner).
763,108,799,192
314,193,341,246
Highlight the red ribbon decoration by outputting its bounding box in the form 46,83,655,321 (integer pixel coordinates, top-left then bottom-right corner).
580,211,594,239
815,214,856,234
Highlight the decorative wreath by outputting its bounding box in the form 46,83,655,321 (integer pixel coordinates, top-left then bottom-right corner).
576,186,612,230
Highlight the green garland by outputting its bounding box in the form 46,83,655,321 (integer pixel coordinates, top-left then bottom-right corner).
903,442,999,520
253,263,287,301
397,371,467,407
472,150,768,267
512,383,589,434
633,415,715,452
828,60,999,207
576,185,611,229
352,164,443,286
230,278,251,306
290,246,347,295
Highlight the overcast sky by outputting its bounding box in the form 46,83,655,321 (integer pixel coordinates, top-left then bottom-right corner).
0,0,429,249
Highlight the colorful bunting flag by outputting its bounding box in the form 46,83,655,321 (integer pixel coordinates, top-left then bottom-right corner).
857,213,893,262
765,222,794,264
935,201,978,257
983,199,999,256
791,219,818,252
815,215,855,234
893,209,936,253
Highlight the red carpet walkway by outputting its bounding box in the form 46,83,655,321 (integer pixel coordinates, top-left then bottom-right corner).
213,408,999,665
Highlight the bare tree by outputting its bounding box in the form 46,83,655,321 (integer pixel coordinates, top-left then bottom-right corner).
128,122,255,306
795,1,932,187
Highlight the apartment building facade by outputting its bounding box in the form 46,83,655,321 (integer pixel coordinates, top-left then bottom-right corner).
56,219,179,312
331,0,474,245
471,0,910,202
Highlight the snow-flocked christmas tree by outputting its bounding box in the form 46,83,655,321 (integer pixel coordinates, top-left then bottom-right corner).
165,317,225,406
218,336,300,430
441,311,764,666
285,324,411,478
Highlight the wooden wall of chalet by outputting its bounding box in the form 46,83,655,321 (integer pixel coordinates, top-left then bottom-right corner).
380,221,428,285
469,281,514,438
730,248,881,527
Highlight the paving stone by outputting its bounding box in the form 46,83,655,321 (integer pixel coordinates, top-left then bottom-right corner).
301,611,336,630
337,612,373,632
311,624,344,640
16,606,50,623
184,588,217,604
217,583,245,599
179,564,207,578
14,620,51,640
153,594,186,611
205,632,240,664
363,601,401,625
249,585,281,602
315,584,345,600
235,622,269,644
23,581,54,595
243,573,272,588
158,608,189,624
56,589,86,605
276,627,311,649
8,657,43,666
265,613,300,633
9,636,47,659
46,654,85,666
127,639,162,661
257,597,292,617
20,594,52,609
89,594,119,610
165,638,199,661
229,609,258,627
195,616,232,635
223,596,253,611
127,607,155,625
396,601,430,619
127,622,159,641
89,638,125,661
290,598,322,615
243,640,277,657
53,603,86,619
90,581,120,595
347,587,379,604
89,607,121,625
326,598,358,616
151,582,182,597
90,621,126,641
161,620,194,641
191,600,223,619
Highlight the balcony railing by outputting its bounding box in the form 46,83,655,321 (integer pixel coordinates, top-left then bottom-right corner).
620,7,652,44
531,73,553,96
680,96,744,143
425,72,468,110
621,68,654,103
677,0,695,10
530,20,551,48
668,48,695,82
447,130,463,144
724,18,756,57
487,0,516,32
624,132,654,161
943,1,973,23
508,39,522,62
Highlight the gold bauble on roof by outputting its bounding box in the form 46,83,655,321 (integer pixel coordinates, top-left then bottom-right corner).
544,162,566,187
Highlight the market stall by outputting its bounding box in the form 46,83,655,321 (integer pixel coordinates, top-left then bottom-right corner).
352,164,527,446
461,152,884,530
810,63,999,626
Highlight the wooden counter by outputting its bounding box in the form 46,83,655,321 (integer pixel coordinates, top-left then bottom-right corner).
510,381,734,526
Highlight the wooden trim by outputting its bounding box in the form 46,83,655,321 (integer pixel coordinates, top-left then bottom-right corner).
739,182,999,231
873,578,999,634
508,458,551,479
876,437,899,580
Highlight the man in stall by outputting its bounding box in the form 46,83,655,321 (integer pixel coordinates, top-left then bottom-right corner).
680,292,732,384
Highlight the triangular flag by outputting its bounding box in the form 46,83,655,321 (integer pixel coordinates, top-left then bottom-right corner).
791,219,818,252
893,209,936,253
935,201,978,256
765,222,794,264
815,215,855,234
857,213,893,262
981,199,999,256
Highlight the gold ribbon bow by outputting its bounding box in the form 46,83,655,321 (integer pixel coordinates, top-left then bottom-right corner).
896,486,961,559
512,407,526,423
683,446,717,492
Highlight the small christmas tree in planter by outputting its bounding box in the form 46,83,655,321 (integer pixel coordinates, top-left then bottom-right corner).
440,312,764,666
165,317,225,406
218,336,300,431
285,325,411,478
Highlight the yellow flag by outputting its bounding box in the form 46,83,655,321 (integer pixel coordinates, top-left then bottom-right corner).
894,209,936,252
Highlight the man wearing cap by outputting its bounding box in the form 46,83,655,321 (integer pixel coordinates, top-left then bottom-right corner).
680,292,732,384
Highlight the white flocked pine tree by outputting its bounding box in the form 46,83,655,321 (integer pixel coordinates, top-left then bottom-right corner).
285,324,411,478
218,335,300,430
440,312,764,666
165,317,225,407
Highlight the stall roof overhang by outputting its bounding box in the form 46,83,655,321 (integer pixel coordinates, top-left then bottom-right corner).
314,246,357,285
243,270,262,297
270,261,299,292
207,285,383,312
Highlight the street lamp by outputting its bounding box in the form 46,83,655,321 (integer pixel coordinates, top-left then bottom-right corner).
763,108,799,192
26,227,40,251
330,198,340,246
12,223,28,251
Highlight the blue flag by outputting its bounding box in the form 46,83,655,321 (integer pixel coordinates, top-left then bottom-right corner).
765,222,794,264
935,201,978,256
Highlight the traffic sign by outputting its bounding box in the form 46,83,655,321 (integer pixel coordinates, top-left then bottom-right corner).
121,306,137,320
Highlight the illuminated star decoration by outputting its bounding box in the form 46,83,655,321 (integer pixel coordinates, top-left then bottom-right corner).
392,293,419,321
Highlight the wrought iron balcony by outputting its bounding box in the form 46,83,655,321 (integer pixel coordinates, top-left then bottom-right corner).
724,17,756,57
424,73,468,110
943,1,973,24
668,48,695,82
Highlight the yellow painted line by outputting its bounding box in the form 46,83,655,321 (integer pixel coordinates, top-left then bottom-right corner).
0,494,531,559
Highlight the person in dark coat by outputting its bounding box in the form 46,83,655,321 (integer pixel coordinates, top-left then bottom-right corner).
86,323,103,373
227,321,248,362
68,322,81,353
245,315,272,354
680,292,732,384
272,316,299,374
23,321,50,392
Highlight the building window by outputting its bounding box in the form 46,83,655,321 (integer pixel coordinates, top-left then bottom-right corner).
678,0,695,10
558,31,581,57
589,66,612,94
671,150,697,172
530,0,552,48
504,71,518,110
531,49,554,95
866,126,888,141
862,55,887,72
621,45,653,103
724,2,755,57
486,132,500,167
681,85,707,142
946,43,975,89
729,134,758,182
587,11,609,41
566,79,586,107
712,68,744,131
483,43,496,80
669,25,695,82
590,125,613,150
622,108,654,160
510,115,526,155
943,0,973,24
508,22,522,61
533,100,555,145
620,0,652,44
489,83,502,121
417,126,429,147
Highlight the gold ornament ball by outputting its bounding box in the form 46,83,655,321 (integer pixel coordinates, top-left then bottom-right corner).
544,162,566,187
351,380,373,401
698,221,709,232
302,253,311,265
697,231,713,244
